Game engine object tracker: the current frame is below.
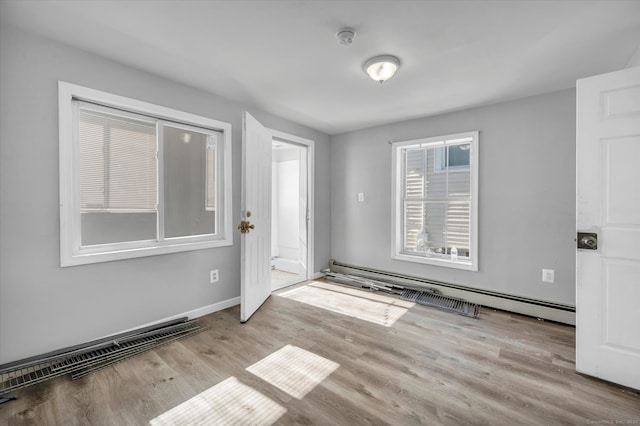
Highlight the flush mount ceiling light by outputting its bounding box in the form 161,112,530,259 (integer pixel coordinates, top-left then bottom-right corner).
363,55,401,83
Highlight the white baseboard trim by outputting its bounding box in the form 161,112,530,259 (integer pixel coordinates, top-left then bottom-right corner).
102,296,240,339
311,271,325,280
186,297,240,319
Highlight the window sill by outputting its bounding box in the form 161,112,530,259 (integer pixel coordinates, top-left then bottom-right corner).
61,237,232,267
392,252,477,271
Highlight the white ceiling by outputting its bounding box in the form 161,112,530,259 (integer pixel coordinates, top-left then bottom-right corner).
2,0,640,135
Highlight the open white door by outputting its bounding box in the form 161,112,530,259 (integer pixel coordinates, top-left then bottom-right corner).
240,112,272,323
576,66,640,390
298,147,308,278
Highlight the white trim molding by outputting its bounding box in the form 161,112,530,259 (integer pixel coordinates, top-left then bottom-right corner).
100,297,240,340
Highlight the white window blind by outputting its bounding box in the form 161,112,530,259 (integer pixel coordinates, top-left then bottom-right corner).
78,108,157,212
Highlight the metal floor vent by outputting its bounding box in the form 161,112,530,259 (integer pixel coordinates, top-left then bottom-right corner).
401,288,480,318
324,270,481,319
0,317,208,402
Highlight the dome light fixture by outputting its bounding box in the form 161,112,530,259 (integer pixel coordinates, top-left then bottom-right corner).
363,55,401,83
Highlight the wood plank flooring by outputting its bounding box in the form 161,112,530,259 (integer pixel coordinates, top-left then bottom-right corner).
1,281,638,425
271,269,301,291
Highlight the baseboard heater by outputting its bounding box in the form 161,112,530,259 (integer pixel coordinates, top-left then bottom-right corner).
329,259,575,325
0,317,209,404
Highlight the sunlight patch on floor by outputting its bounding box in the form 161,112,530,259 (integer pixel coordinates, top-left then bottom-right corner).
149,376,286,426
277,281,414,327
246,344,340,399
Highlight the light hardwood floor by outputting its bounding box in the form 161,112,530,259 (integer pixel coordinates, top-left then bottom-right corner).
1,282,638,425
271,269,300,291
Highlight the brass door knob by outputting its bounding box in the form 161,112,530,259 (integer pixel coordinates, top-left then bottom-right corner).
237,220,255,234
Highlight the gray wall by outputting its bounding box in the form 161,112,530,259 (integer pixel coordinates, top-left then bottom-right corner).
0,25,331,363
331,89,576,305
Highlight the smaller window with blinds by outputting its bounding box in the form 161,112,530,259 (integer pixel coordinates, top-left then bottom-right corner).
59,82,232,266
391,131,478,271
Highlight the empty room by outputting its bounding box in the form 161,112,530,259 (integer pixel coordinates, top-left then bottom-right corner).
1,0,639,424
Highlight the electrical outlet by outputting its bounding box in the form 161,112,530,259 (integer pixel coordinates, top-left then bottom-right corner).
210,269,219,283
542,269,555,283
357,192,365,202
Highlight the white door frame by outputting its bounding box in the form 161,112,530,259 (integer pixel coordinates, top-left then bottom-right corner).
269,128,315,280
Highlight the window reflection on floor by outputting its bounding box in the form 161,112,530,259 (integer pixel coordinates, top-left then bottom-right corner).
277,281,414,327
149,376,286,426
149,344,340,426
246,344,340,399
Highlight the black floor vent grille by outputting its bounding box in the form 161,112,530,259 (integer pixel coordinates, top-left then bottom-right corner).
401,288,481,318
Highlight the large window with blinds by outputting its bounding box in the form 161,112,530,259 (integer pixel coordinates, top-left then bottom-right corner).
392,131,478,271
59,82,232,266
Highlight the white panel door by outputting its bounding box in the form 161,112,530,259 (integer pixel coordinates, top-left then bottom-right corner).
240,112,272,323
298,146,308,278
576,66,640,390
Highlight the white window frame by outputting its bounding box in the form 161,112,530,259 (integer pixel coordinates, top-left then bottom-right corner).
391,131,478,271
205,142,217,212
59,81,233,267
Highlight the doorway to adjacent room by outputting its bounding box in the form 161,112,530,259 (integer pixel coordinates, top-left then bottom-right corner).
270,138,309,290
